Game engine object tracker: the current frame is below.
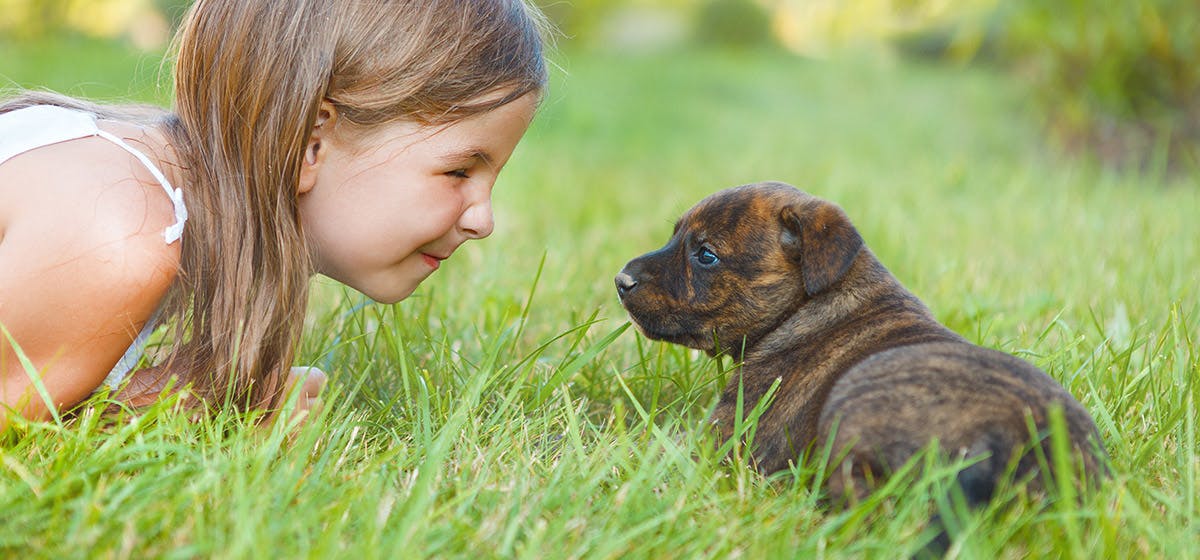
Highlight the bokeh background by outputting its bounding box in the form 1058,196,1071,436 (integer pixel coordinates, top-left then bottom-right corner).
2,0,1197,172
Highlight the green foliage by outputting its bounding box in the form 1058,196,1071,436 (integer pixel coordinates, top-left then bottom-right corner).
999,0,1200,173
0,36,171,104
3,41,1200,557
694,0,774,48
154,0,193,30
533,0,744,51
531,0,611,46
0,0,74,39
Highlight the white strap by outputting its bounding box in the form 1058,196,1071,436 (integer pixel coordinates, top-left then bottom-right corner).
103,311,160,389
95,130,188,244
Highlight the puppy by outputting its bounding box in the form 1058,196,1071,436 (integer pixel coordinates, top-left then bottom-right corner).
615,182,1106,505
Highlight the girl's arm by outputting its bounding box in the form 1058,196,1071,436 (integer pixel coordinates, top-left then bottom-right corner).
0,137,180,430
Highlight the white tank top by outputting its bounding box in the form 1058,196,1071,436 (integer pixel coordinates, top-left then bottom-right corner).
0,105,188,390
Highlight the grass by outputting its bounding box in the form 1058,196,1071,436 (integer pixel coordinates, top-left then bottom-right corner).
2,40,1199,558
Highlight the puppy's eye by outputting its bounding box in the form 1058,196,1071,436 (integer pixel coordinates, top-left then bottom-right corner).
695,247,719,266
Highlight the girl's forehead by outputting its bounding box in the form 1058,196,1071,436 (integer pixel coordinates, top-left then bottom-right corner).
398,92,537,138
347,94,536,162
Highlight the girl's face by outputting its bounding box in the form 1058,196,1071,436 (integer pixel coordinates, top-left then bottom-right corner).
298,93,537,303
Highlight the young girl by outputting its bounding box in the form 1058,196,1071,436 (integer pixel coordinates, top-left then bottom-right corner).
0,0,548,430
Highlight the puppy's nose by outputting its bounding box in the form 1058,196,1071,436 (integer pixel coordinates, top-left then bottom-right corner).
615,272,638,297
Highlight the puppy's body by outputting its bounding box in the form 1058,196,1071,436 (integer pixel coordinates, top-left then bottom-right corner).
616,182,1105,502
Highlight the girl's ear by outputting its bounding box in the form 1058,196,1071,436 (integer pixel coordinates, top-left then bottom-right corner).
298,101,337,195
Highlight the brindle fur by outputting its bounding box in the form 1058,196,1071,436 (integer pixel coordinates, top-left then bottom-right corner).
615,182,1105,504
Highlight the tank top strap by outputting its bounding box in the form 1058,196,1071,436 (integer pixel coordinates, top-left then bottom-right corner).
93,129,188,243
102,309,162,390
0,105,188,244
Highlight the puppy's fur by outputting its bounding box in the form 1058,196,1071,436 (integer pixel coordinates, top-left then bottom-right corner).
615,182,1105,504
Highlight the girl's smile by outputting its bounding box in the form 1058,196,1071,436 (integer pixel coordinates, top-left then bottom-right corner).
421,253,445,270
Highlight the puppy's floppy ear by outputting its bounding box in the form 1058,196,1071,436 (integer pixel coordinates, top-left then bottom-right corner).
779,199,864,296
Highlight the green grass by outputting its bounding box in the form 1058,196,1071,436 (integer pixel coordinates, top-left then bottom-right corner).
3,40,1199,558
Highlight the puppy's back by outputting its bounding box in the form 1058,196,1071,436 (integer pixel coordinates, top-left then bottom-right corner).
819,341,1106,503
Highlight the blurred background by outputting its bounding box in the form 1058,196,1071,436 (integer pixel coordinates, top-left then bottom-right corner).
1,0,1196,173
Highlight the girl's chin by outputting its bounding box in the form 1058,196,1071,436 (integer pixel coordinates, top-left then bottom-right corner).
327,259,431,304
362,283,418,304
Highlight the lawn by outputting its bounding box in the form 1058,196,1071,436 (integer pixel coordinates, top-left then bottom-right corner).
2,39,1198,558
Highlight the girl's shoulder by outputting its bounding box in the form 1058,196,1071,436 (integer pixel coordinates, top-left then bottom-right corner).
0,114,183,292
1,113,182,251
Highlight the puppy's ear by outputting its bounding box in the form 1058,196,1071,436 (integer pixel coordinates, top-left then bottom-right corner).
779,200,863,296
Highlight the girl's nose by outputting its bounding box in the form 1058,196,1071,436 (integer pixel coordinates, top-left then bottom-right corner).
459,198,494,239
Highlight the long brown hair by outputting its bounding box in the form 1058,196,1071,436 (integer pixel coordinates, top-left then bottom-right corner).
5,0,549,411
166,0,548,410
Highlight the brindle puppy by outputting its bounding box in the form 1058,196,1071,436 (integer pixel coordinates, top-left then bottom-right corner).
615,182,1105,505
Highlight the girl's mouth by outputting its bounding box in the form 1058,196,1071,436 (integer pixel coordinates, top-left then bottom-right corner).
422,253,445,269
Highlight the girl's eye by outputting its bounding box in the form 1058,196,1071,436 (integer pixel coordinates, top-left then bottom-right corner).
446,169,470,179
695,247,719,266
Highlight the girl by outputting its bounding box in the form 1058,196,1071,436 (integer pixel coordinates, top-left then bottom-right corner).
0,0,548,430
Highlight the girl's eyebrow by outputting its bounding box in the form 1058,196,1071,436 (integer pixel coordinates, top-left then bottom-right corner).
438,147,494,167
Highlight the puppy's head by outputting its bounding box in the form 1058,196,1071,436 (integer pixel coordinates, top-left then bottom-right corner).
615,182,863,356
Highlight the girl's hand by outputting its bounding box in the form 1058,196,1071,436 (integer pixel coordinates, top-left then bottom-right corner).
113,365,326,427
113,365,181,408
282,366,327,425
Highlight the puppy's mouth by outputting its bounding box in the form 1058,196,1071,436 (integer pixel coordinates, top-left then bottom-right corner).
621,306,715,352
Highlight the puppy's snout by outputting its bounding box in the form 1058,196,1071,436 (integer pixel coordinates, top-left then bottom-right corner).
615,272,638,298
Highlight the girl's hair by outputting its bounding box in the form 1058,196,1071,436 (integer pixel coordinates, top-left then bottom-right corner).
4,0,549,410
